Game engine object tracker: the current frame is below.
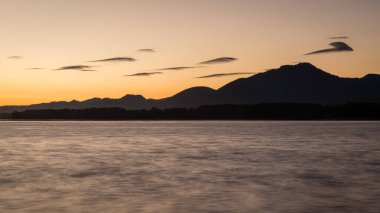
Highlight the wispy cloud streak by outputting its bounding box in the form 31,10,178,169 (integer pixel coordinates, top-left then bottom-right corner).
27,68,44,70
90,57,136,62
137,49,155,53
55,65,93,71
125,72,162,77
156,66,205,71
7,56,22,60
305,42,354,55
197,72,255,78
80,69,97,72
328,36,349,39
199,57,237,64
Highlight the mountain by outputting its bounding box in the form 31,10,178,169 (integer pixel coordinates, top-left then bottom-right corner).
1,63,380,113
217,63,380,104
155,87,216,108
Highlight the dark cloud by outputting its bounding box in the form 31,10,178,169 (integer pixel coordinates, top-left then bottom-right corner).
305,42,354,55
199,57,238,65
55,65,92,71
27,68,44,70
328,36,349,39
80,69,97,72
197,72,255,78
89,57,136,62
125,72,162,77
137,49,155,53
157,66,205,71
7,56,22,60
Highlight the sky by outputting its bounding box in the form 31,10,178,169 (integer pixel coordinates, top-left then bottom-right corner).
1,0,379,105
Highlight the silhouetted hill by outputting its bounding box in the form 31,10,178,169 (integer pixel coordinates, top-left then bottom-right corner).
157,86,216,108
1,63,380,113
0,113,11,119
217,63,380,103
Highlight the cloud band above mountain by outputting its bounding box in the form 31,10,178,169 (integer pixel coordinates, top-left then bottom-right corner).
157,66,205,71
306,42,354,55
137,49,155,53
199,57,238,64
90,57,136,62
27,68,44,70
55,65,93,71
197,72,255,78
7,56,22,59
125,72,162,77
328,36,349,39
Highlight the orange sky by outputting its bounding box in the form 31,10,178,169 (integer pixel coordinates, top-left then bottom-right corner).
1,0,380,105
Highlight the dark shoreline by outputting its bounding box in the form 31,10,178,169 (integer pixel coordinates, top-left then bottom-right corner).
6,103,380,121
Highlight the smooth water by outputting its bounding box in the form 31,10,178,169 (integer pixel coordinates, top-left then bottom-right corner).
0,121,379,213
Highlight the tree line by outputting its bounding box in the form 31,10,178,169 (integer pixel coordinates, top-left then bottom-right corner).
9,103,380,120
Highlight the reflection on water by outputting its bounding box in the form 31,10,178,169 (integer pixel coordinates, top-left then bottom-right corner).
0,121,379,213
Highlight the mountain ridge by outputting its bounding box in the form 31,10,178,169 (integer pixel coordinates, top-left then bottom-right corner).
1,63,379,113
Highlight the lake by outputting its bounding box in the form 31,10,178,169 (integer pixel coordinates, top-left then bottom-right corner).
0,121,379,213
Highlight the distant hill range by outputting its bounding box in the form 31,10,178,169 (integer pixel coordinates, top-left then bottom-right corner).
1,63,380,113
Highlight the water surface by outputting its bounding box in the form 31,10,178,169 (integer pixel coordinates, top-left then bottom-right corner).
0,121,379,212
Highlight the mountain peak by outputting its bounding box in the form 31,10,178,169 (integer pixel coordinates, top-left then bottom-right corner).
174,86,215,96
120,94,145,101
261,62,338,79
168,86,216,103
279,62,317,70
294,62,317,68
363,74,380,80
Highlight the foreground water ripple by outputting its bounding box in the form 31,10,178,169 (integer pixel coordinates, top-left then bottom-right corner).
0,121,379,213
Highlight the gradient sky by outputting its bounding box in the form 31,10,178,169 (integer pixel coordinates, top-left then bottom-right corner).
1,0,379,105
